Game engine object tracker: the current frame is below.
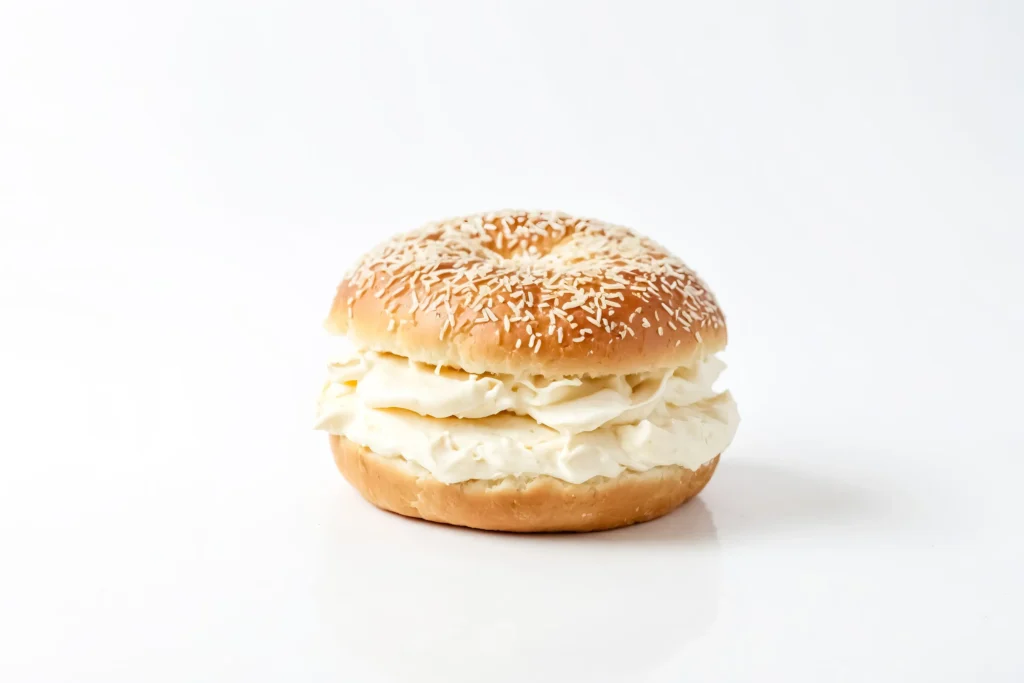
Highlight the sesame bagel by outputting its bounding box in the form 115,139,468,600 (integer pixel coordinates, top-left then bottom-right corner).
316,210,739,532
326,210,727,377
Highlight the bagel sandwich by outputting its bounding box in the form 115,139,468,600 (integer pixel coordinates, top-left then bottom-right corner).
315,210,739,532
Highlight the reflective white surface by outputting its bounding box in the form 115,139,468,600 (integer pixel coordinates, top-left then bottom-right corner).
1,2,1022,680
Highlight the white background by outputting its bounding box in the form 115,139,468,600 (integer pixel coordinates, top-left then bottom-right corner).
1,1,1022,681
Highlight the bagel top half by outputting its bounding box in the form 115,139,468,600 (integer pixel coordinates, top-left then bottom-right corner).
326,210,727,377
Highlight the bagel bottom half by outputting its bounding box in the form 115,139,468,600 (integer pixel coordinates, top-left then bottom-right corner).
329,435,719,533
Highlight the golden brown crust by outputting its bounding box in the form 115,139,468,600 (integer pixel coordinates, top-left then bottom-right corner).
329,435,719,533
326,210,727,376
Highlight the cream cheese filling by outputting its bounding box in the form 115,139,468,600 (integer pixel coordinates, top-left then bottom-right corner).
314,341,739,484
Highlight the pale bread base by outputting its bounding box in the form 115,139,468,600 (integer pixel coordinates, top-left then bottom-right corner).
329,435,719,532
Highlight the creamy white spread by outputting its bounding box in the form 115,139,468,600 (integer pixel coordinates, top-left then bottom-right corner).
314,341,739,484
